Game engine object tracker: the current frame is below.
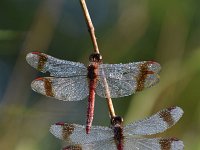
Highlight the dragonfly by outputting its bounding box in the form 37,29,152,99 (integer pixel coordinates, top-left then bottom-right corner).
50,106,184,150
26,52,161,134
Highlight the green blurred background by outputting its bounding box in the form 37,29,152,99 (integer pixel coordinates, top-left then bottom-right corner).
0,0,199,149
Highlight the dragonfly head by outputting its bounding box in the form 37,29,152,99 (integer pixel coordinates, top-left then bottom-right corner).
89,53,102,63
111,116,123,127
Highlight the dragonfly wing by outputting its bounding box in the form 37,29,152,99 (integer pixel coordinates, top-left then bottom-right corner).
96,61,161,98
86,138,117,150
62,138,117,150
123,137,184,150
62,144,94,150
96,77,136,98
123,107,183,135
50,122,113,144
62,144,88,150
31,76,88,101
62,137,184,150
26,52,87,77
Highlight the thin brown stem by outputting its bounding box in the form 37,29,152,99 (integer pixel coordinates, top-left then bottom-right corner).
79,0,116,118
80,0,99,53
101,72,116,118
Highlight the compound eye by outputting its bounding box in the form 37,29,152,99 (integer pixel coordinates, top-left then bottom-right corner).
89,53,102,62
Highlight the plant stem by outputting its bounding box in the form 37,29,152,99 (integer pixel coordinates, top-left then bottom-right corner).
80,0,99,54
79,0,116,118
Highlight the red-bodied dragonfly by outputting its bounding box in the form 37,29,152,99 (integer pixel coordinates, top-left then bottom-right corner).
26,52,161,134
50,106,184,150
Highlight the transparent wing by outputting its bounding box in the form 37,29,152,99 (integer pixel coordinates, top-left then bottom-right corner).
96,77,136,98
62,138,117,150
82,138,117,150
96,61,161,98
31,76,88,101
26,52,87,77
123,137,184,150
62,144,94,150
124,107,183,136
62,137,184,150
50,122,113,145
62,144,86,150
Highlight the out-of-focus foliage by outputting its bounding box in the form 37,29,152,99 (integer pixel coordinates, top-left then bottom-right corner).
0,0,199,149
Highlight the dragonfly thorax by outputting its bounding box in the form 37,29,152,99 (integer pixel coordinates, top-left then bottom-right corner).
87,64,98,80
114,126,124,141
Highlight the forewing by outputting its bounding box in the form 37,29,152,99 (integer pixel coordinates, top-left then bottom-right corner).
26,52,87,77
31,76,88,101
123,137,184,150
124,107,183,135
50,122,113,145
96,61,161,98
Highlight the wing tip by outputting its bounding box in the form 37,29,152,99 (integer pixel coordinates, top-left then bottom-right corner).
31,78,42,89
49,123,63,140
26,52,40,69
159,106,184,127
26,52,47,71
169,138,184,150
146,61,161,71
31,77,55,97
50,122,76,141
26,52,33,63
170,106,184,122
160,137,184,150
26,51,40,59
172,139,184,150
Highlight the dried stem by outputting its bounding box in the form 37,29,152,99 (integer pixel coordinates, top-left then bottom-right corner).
79,0,116,118
80,0,99,54
101,72,116,118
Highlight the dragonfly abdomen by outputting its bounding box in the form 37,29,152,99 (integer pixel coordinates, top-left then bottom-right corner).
86,60,100,134
86,79,97,134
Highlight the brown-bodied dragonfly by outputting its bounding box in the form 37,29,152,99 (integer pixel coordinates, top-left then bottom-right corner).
50,106,184,150
26,52,161,134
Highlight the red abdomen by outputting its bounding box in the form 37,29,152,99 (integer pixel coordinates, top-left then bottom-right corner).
86,79,96,134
